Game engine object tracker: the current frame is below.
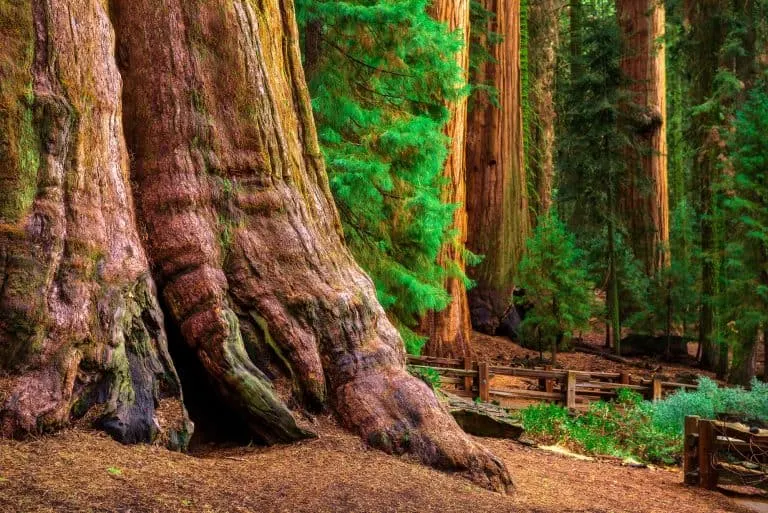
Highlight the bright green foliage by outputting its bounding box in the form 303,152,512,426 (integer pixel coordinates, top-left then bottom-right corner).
520,378,768,464
520,390,680,464
295,0,469,353
652,377,768,434
407,365,442,390
515,209,594,355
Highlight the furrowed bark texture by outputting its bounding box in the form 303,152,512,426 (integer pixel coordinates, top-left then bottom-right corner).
617,0,669,275
466,0,530,335
420,0,473,359
110,0,511,489
528,0,559,216
0,0,190,447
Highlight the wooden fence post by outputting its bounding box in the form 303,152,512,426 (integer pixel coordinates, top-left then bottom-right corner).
566,371,577,409
539,365,555,393
545,365,554,394
683,416,700,485
620,372,630,385
478,361,490,402
463,356,474,394
652,377,663,401
698,419,718,489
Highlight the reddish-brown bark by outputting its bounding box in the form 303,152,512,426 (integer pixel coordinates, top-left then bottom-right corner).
529,0,560,216
466,0,530,334
0,0,511,491
420,0,473,359
0,0,189,446
617,0,669,275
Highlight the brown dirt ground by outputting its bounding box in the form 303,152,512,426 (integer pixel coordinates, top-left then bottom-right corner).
0,420,753,513
1,331,763,512
472,330,721,381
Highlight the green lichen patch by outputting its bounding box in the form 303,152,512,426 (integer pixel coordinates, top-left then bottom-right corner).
0,2,39,223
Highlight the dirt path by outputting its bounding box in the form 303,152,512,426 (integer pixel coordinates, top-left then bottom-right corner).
0,422,750,513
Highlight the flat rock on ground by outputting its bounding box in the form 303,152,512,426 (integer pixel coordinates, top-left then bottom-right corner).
444,393,524,439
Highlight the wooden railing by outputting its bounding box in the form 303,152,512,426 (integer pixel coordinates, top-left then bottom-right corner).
684,416,768,490
407,355,698,409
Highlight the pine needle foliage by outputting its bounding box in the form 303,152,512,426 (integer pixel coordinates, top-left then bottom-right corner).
468,0,502,109
720,86,768,383
628,200,699,341
555,2,640,352
515,209,594,359
295,0,469,353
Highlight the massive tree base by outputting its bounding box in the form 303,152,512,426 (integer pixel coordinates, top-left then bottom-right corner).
0,0,511,492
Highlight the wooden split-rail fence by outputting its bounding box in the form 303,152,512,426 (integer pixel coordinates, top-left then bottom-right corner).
684,416,768,490
407,355,698,409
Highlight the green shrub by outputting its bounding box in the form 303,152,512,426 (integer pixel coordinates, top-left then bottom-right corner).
518,378,768,465
407,366,442,391
651,377,768,434
520,390,679,464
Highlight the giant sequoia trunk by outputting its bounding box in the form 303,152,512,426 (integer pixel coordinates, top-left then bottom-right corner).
420,0,473,359
0,0,510,491
0,0,189,445
617,0,669,275
466,0,530,335
528,0,560,216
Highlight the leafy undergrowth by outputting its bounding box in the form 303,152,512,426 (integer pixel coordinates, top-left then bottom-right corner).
518,378,768,465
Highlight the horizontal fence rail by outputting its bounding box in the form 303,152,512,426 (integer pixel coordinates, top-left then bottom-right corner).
406,355,699,409
684,416,768,490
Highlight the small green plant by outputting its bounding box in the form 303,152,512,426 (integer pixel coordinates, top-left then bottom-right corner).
407,366,441,391
521,390,680,464
516,209,594,363
520,378,768,465
106,467,123,477
651,377,768,434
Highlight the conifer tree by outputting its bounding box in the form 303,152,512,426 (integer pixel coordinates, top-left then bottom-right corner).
557,3,633,354
721,86,768,385
684,0,766,371
0,0,512,489
528,0,561,215
295,0,469,353
516,209,593,364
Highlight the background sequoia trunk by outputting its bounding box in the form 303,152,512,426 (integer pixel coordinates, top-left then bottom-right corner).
617,0,669,275
466,0,530,335
528,0,560,216
420,0,474,359
0,0,511,491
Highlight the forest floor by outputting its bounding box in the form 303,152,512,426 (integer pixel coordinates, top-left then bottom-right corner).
1,331,764,513
0,420,753,513
472,328,745,380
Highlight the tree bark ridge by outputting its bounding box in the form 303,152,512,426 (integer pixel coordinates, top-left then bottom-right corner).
0,0,190,447
420,0,474,359
466,0,530,335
